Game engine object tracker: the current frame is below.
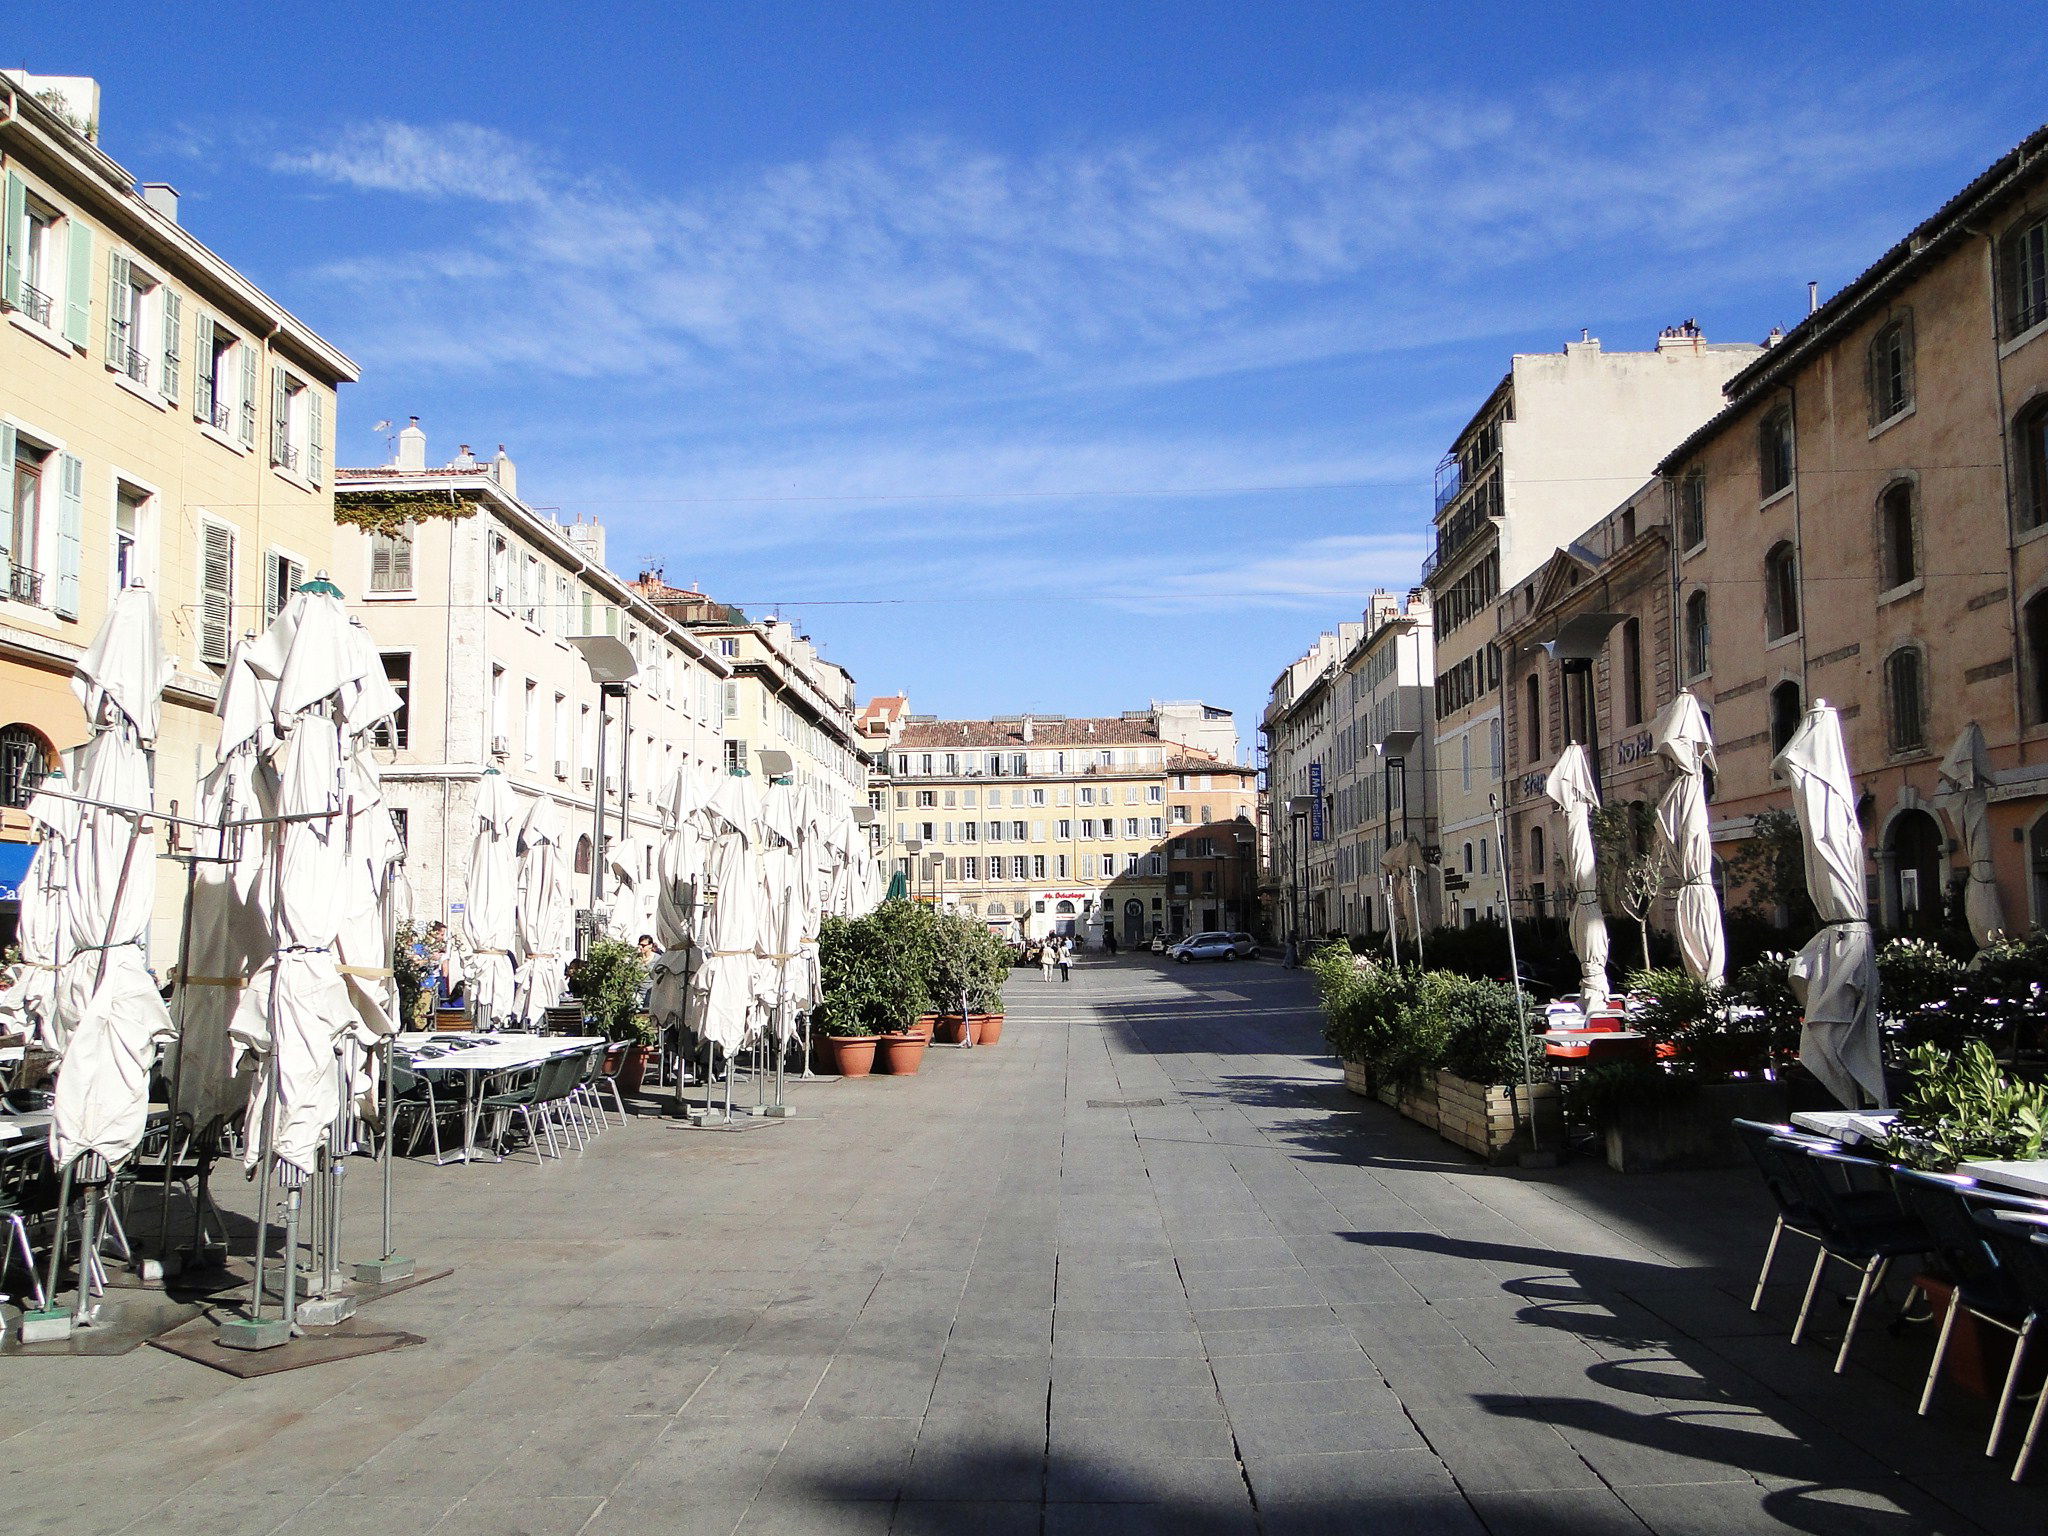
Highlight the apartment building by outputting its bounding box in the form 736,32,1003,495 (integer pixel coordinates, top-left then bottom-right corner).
1423,327,1760,927
876,705,1240,945
1326,590,1438,936
1260,622,1359,944
0,72,356,948
1660,121,2048,933
1496,479,1675,923
334,424,729,934
630,576,868,802
1162,756,1259,938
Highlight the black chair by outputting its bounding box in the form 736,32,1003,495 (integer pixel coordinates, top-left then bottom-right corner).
1974,1209,2048,1479
386,1063,444,1162
1889,1168,2040,1423
0,1141,49,1312
1731,1118,1893,1312
1775,1139,1931,1372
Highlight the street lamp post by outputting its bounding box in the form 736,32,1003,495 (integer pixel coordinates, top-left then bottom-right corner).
567,634,640,955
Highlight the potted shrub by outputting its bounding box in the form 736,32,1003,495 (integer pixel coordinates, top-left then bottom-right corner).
1425,971,1557,1161
571,938,655,1094
816,911,928,1075
827,1023,880,1078
875,1027,928,1074
1881,1042,2048,1172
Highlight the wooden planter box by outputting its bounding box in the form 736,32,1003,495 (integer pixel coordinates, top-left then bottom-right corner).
1398,1082,1440,1133
1435,1070,1560,1163
1604,1080,1793,1173
1341,1059,1373,1099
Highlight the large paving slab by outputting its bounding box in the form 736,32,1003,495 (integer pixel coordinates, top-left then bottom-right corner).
3,954,2040,1534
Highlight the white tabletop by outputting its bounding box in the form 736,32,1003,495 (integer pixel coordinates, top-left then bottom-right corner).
396,1034,605,1072
1791,1109,1899,1145
0,1109,53,1144
1959,1160,2048,1199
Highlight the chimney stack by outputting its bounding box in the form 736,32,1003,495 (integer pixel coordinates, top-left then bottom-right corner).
492,443,516,495
395,416,427,471
1022,716,1035,743
140,183,179,223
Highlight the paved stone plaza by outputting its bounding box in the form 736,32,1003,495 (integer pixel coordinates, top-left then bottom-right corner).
4,957,2042,1535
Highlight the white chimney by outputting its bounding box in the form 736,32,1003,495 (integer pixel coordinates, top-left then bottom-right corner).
492,443,517,496
395,416,427,471
1022,716,1034,743
452,443,478,470
140,184,179,223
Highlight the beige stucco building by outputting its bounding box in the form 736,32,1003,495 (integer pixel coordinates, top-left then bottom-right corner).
0,71,356,950
1328,590,1438,937
1260,624,1356,945
1661,122,2048,935
335,424,729,937
1423,329,1760,928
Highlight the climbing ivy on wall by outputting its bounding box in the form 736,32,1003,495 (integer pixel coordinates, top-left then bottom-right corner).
333,490,480,536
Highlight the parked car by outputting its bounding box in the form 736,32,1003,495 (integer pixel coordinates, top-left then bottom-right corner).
1149,933,1169,953
1170,932,1242,964
1226,933,1259,958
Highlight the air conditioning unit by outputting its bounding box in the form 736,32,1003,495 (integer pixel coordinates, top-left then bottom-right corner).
605,774,620,794
554,759,569,779
580,766,595,786
490,734,510,757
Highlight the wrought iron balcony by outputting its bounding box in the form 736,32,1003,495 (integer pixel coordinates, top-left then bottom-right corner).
8,565,45,606
112,338,149,386
207,398,231,432
275,442,301,472
13,282,53,327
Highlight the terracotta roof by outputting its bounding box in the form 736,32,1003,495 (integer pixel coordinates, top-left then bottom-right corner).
1166,752,1253,776
895,716,1160,750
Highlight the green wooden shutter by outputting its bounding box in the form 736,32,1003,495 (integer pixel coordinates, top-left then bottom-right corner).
0,424,14,569
160,288,181,405
1,173,22,308
200,522,235,664
192,312,214,423
269,366,289,465
238,344,257,446
308,387,325,483
105,249,129,364
63,218,91,346
54,454,84,620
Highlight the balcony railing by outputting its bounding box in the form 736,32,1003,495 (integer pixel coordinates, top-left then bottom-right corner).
274,442,301,472
1433,454,1461,513
13,282,53,328
112,337,149,387
8,566,45,607
208,398,231,432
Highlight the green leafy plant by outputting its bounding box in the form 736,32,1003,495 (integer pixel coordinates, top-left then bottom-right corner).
1424,971,1527,1085
1723,808,1816,935
1309,950,1530,1090
391,919,437,1029
569,937,648,1041
1881,1041,2048,1171
815,908,931,1035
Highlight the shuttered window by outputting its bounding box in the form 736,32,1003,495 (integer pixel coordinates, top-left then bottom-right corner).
262,550,304,625
53,453,82,619
308,388,325,483
200,521,236,664
238,344,257,447
160,289,181,406
368,526,414,593
192,313,216,425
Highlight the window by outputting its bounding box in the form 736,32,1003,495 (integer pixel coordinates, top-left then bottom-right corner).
1032,855,1047,880
916,789,937,808
1146,784,1162,803
105,252,158,388
1149,817,1163,837
986,821,1003,842
1056,819,1071,839
961,821,978,842
553,694,567,773
1769,680,1802,754
2017,399,2048,532
2027,591,2048,723
6,435,45,606
522,679,539,764
374,654,412,749
1463,842,1474,875
1869,315,1914,423
2,176,90,343
0,722,49,808
263,550,305,625
1759,405,1794,498
962,856,978,881
1678,468,1706,550
1525,675,1542,762
724,682,739,719
1079,787,1094,805
1620,617,1644,727
723,738,745,773
717,637,738,658
1878,482,1917,589
1886,648,1927,753
1763,542,1800,640
1012,820,1027,841
2003,214,2048,338
113,482,150,591
1055,855,1069,878
369,525,414,593
198,519,236,663
193,315,256,445
1012,855,1030,881
1529,825,1546,878
1684,591,1710,678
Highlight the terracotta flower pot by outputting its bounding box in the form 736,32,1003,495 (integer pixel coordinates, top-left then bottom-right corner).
972,1013,1004,1046
908,1014,938,1042
615,1043,654,1097
827,1035,878,1078
934,1014,968,1044
876,1032,928,1075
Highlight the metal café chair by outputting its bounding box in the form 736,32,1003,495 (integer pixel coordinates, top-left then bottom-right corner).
0,1141,50,1312
587,1042,631,1127
1972,1209,2048,1480
1731,1118,1884,1311
1778,1139,1933,1372
385,1062,445,1162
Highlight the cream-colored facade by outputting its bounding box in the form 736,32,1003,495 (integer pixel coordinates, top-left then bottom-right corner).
335,426,728,937
1328,590,1438,936
1260,624,1356,944
0,72,356,951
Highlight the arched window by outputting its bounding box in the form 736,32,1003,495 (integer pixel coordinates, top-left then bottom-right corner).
2002,213,2048,339
1620,617,1644,727
1525,674,1542,763
2017,397,2048,533
1764,543,1800,641
1684,590,1710,677
2025,590,2048,723
1878,481,1918,589
1529,825,1546,878
0,724,51,810
1769,681,1803,754
573,833,592,876
1885,646,1928,753
1678,467,1706,550
1759,406,1794,498
1869,315,1914,423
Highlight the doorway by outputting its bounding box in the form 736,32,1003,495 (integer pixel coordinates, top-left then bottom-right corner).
1123,899,1145,945
1887,808,1944,933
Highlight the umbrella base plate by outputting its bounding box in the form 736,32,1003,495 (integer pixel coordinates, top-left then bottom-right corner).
216,1317,295,1352
763,1105,797,1119
352,1255,416,1285
295,1294,358,1328
18,1309,73,1344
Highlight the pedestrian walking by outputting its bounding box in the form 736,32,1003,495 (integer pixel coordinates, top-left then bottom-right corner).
1103,927,1118,956
1039,940,1056,981
1057,937,1072,982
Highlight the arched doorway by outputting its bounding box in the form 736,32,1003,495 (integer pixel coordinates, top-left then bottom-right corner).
1054,898,1077,937
1122,898,1144,946
0,724,54,809
1887,808,1944,933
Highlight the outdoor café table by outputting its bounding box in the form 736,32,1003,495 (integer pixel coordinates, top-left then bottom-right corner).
1542,1028,1653,1066
1791,1109,1899,1147
393,1033,605,1163
0,1107,53,1146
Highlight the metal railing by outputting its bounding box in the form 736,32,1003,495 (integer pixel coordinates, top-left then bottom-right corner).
8,566,45,606
208,398,231,432
112,338,149,386
274,442,300,472
14,283,53,327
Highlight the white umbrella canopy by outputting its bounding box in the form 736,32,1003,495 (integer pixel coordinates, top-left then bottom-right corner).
512,795,571,1027
1775,702,1885,1109
1936,723,2006,947
49,585,177,1173
1543,743,1611,1015
688,775,766,1055
0,775,78,1051
649,766,708,1038
462,770,520,1025
335,744,403,1121
1652,691,1726,988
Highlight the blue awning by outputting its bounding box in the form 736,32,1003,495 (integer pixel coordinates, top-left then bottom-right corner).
0,840,34,904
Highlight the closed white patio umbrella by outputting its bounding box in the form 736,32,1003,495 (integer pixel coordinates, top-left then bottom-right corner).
649,766,708,1042
462,769,520,1025
1652,691,1725,987
1936,722,2007,948
1543,743,1610,1015
512,795,571,1027
688,774,766,1059
1,774,77,1052
1775,701,1885,1108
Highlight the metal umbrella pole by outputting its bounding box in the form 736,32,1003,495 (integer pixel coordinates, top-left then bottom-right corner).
153,847,205,1273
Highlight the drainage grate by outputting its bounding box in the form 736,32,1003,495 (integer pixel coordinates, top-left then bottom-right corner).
1087,1097,1168,1109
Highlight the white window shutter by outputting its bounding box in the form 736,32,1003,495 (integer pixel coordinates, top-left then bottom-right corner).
200,522,235,663
308,388,325,483
160,288,181,405
54,454,84,619
238,345,257,447
0,173,22,308
269,366,289,465
263,551,280,622
0,424,14,568
104,250,129,364
64,218,91,347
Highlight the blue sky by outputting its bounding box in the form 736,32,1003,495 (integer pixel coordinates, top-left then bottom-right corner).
29,3,2048,747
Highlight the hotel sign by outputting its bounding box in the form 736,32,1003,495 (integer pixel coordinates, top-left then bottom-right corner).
1308,762,1326,842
